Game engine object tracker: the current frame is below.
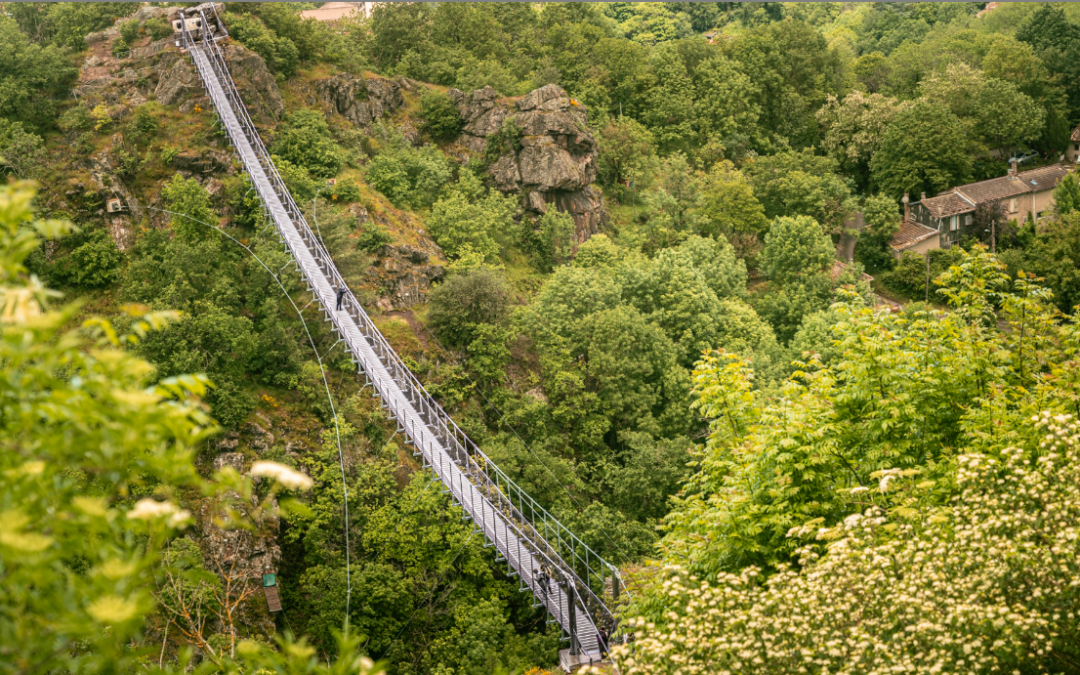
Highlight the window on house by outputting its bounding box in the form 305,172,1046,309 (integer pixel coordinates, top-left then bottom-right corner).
965,215,972,226
1009,198,1018,213
1075,143,1079,151
950,215,959,231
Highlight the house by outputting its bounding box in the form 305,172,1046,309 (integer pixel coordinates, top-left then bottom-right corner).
976,2,1000,19
298,2,377,23
890,162,1074,257
1068,123,1080,164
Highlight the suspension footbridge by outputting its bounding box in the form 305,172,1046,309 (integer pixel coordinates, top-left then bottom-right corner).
173,6,620,670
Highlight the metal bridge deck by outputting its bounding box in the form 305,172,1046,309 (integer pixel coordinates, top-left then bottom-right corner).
184,32,607,663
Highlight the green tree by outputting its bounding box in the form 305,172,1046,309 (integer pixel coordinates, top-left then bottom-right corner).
160,173,215,243
692,54,762,143
816,92,911,189
0,119,45,179
427,267,511,348
856,193,902,272
744,150,854,235
694,160,769,239
418,90,463,141
1053,172,1080,216
0,16,77,131
271,109,342,179
46,2,138,49
365,138,452,209
427,174,516,262
871,100,973,199
759,215,835,285
598,116,654,200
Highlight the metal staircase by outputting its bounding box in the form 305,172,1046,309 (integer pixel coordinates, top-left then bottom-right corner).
177,6,619,668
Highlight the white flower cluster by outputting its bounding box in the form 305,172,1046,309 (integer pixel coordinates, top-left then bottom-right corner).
250,461,314,491
127,499,192,528
616,414,1080,674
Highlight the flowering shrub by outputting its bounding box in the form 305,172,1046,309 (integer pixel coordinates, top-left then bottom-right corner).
615,413,1080,674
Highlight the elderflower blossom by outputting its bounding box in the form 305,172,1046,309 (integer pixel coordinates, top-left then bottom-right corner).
127,499,192,527
250,461,313,490
614,414,1080,675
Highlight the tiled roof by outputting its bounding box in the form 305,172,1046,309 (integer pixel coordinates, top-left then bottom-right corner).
1072,124,1080,143
920,191,975,218
890,218,940,252
1018,163,1073,191
955,175,1030,204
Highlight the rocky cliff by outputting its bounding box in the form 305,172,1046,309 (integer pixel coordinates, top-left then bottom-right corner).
448,84,605,240
313,73,405,129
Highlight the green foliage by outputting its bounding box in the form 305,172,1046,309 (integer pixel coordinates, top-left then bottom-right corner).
427,173,516,262
0,119,45,179
118,19,139,45
58,105,94,133
1053,172,1080,216
67,233,124,288
427,267,511,348
760,215,834,285
418,90,463,141
161,173,215,243
144,17,172,42
46,2,138,49
856,193,902,272
695,160,769,239
744,149,854,235
225,10,302,77
365,136,453,209
0,182,384,675
598,116,654,200
110,36,128,58
871,100,973,199
160,144,179,166
356,223,392,254
271,109,342,179
330,179,362,203
129,103,160,139
0,16,77,132
524,209,575,272
272,155,318,201
881,247,965,302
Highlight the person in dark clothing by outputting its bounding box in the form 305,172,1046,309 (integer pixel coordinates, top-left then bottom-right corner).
335,286,346,311
598,626,610,658
534,569,550,597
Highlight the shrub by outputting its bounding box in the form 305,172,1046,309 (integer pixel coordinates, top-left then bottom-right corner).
160,144,179,165
91,104,111,131
119,19,139,44
365,143,452,209
331,179,362,203
58,106,94,133
357,224,393,253
427,176,515,262
130,104,159,137
271,109,342,179
111,37,128,58
523,209,575,272
881,246,965,301
427,268,511,347
419,91,463,141
69,235,124,288
144,17,172,41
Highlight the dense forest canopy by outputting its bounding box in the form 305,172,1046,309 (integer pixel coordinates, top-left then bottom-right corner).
5,2,1080,674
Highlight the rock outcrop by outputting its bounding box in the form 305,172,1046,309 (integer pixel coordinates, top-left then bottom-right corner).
314,74,404,128
447,84,605,239
154,42,282,123
368,243,446,311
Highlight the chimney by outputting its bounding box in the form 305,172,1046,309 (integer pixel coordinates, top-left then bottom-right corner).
920,192,926,200
1008,159,1018,179
902,192,910,222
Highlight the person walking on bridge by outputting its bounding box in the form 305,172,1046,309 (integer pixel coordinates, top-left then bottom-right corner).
336,286,347,311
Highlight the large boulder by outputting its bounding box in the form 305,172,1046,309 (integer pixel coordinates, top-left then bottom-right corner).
153,43,282,123
448,83,604,239
314,73,404,128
